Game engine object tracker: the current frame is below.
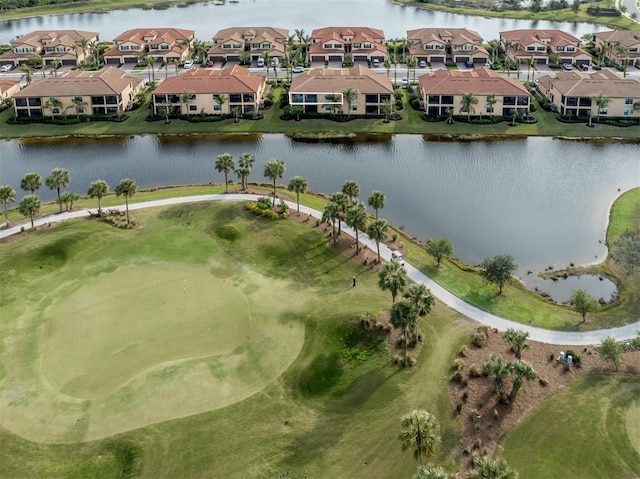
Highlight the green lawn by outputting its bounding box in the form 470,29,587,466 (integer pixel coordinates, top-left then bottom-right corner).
0,201,472,478
501,374,640,479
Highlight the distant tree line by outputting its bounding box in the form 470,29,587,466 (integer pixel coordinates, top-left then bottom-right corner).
2,0,85,10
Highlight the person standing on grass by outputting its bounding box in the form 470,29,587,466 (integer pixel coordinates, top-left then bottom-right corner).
352,276,357,288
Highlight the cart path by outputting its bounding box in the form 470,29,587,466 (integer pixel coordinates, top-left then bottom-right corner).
3,193,639,346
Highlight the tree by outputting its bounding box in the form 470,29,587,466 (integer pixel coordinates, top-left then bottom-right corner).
508,359,537,403
236,153,255,190
115,178,137,225
44,97,63,118
330,192,349,235
213,93,227,114
287,176,308,212
231,106,242,123
569,289,599,323
593,93,610,121
180,89,194,115
391,298,418,364
367,190,386,219
405,282,434,343
612,229,640,274
264,158,286,207
48,57,62,77
571,0,580,14
19,195,41,229
0,185,17,225
67,97,88,118
468,455,519,479
322,201,340,245
526,56,536,83
549,52,561,68
346,200,368,254
503,329,530,359
59,191,80,211
215,153,235,193
398,410,441,467
21,63,33,86
483,354,511,403
367,218,389,263
380,99,395,122
46,167,70,213
460,92,478,120
21,172,42,194
598,336,623,371
342,87,357,119
414,465,448,479
145,54,156,83
342,180,360,204
87,180,109,212
378,261,407,304
486,93,499,117
262,51,271,80
425,237,453,267
481,254,518,295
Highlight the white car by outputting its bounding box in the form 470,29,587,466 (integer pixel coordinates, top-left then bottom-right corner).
271,57,279,66
292,66,305,73
0,64,12,72
401,77,408,88
372,59,380,67
183,60,193,69
418,60,427,68
391,250,405,267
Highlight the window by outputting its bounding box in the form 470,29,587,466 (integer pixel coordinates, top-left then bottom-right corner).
537,46,546,51
435,44,444,50
630,47,638,52
353,43,362,49
365,94,377,103
527,46,535,51
132,45,140,50
75,96,83,102
453,44,462,50
243,94,254,102
46,47,55,52
599,108,608,115
189,105,197,111
350,104,357,111
567,46,575,52
229,94,242,103
325,105,333,111
233,43,242,49
425,45,434,50
251,43,260,49
161,44,169,50
486,105,494,113
363,43,372,49
223,44,231,49
52,108,60,114
625,98,633,104
441,95,453,105
213,104,221,111
291,94,303,103
556,46,565,52
304,94,317,102
428,95,439,103
121,45,129,50
150,45,159,50
464,45,473,50
261,43,270,49
624,109,633,116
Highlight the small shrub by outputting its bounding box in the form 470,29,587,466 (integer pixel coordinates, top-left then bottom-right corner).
549,352,555,361
451,371,464,383
452,358,466,371
470,409,481,422
458,345,469,357
472,330,488,348
469,365,482,378
456,403,463,413
462,391,469,402
539,377,549,387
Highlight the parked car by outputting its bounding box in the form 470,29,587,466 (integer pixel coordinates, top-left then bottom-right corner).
391,250,405,267
271,57,279,66
562,63,573,71
533,78,539,87
483,63,491,69
578,63,589,71
207,60,215,67
257,57,265,67
0,64,12,72
292,66,304,73
464,60,474,68
372,58,380,67
419,60,427,68
183,60,193,69
401,77,408,88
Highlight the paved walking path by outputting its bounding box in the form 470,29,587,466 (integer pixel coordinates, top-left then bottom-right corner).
3,194,639,346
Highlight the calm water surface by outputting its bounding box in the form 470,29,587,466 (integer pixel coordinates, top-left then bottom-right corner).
1,134,637,302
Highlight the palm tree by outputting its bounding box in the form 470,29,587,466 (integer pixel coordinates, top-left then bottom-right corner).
487,39,500,64
469,456,518,479
0,185,16,225
213,93,227,114
67,97,88,118
215,153,235,193
19,195,41,230
287,176,308,213
180,89,194,115
486,93,498,117
114,178,137,225
391,298,418,364
322,201,340,245
329,191,349,235
367,218,388,263
231,106,242,123
21,63,33,86
45,168,70,213
88,40,101,67
145,54,156,83
398,410,441,467
87,179,109,212
508,359,537,404
378,261,407,304
549,52,561,68
593,92,610,121
173,58,180,76
21,172,42,194
526,56,536,83
236,153,255,190
384,58,391,78
44,97,63,118
405,283,435,342
460,92,478,121
262,51,271,80
59,191,80,211
414,464,448,479
48,58,62,77
408,55,418,83
503,329,530,359
381,99,395,122
483,354,511,404
263,158,286,207
367,190,386,219
342,87,357,119
346,200,368,254
341,180,360,204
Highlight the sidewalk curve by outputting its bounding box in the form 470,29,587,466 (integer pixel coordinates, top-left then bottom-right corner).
2,193,638,346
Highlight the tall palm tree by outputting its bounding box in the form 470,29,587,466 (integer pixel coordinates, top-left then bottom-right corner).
87,179,109,212
593,92,610,121
262,51,271,80
48,58,62,77
21,63,33,85
88,40,101,67
67,97,88,118
414,464,448,479
526,56,536,83
346,200,368,254
0,185,16,225
236,153,255,190
367,190,386,219
460,92,478,120
145,55,156,83
173,58,180,76
342,87,357,119
341,180,360,204
21,172,42,194
180,89,194,115
398,409,441,467
44,97,63,118
114,178,137,225
263,158,286,207
329,191,348,235
508,359,537,404
322,201,340,245
45,168,70,213
549,52,561,68
215,153,235,193
468,455,518,479
213,93,227,114
287,176,308,212
77,37,89,65
405,283,435,342
378,261,407,304
391,298,418,364
19,195,42,230
486,93,498,117
408,55,418,83
367,218,389,263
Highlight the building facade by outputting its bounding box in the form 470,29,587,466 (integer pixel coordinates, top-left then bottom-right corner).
0,30,100,67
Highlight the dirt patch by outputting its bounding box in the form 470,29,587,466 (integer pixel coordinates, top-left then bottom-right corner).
449,326,640,473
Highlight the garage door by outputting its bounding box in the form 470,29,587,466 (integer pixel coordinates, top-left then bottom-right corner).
536,58,547,64
328,55,342,61
473,57,487,64
311,55,325,62
105,57,120,64
431,56,445,63
354,55,367,61
456,56,469,62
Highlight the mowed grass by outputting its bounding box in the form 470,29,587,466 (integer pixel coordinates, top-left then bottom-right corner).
0,201,473,478
501,374,640,479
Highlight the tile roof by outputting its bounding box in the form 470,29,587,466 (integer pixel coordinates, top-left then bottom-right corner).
153,64,265,94
112,28,194,44
407,28,483,44
311,27,385,42
594,30,640,47
212,27,288,42
10,30,99,48
289,65,393,93
500,29,580,46
538,70,640,98
419,68,529,96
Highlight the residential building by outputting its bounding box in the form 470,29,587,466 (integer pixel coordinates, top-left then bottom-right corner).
407,28,489,65
12,67,144,118
419,68,530,117
537,69,640,118
309,27,386,63
593,30,640,68
0,79,21,100
0,30,99,67
103,28,194,65
288,65,393,115
207,27,288,63
152,65,266,115
500,29,591,66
